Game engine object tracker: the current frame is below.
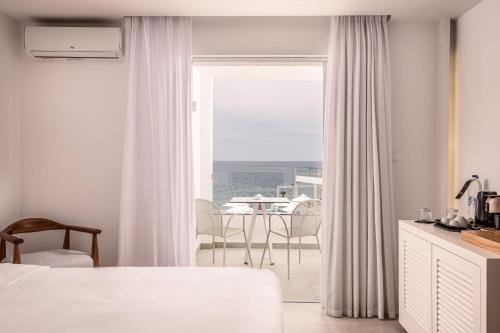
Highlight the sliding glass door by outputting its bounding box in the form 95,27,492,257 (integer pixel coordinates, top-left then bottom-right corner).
193,63,324,302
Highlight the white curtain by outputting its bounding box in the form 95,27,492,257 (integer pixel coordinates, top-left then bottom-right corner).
321,16,397,319
118,16,195,267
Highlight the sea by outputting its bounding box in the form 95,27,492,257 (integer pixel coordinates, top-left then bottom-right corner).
213,161,322,207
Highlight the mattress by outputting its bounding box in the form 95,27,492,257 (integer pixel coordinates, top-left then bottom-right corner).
0,264,283,333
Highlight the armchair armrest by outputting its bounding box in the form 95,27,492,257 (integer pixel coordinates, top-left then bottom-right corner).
0,232,23,264
0,232,23,244
224,213,251,238
269,214,290,237
67,225,101,235
64,225,101,267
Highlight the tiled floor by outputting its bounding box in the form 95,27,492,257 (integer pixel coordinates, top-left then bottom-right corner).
283,303,406,332
196,246,321,302
197,247,406,332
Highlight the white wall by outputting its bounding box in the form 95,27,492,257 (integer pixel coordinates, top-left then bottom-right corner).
435,20,452,212
193,17,330,56
12,17,442,265
457,0,500,194
0,13,21,227
389,22,440,219
18,59,126,265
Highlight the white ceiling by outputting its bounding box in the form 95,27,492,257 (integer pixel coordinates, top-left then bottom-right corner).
0,0,482,22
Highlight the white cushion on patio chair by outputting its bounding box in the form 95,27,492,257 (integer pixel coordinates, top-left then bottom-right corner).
1,249,93,268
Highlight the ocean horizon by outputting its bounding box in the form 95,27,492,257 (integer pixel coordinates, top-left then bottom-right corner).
213,160,322,207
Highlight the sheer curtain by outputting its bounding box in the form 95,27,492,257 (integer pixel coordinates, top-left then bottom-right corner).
118,17,195,267
321,16,397,319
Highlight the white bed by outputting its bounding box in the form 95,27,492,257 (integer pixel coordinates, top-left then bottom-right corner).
0,264,283,333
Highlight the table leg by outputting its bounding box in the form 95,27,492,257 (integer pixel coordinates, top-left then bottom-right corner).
261,204,274,265
244,204,258,265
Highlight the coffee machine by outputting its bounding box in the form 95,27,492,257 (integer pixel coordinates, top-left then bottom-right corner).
486,196,500,230
456,175,498,227
476,191,498,225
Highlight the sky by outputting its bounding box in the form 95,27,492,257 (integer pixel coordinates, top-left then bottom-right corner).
213,78,323,162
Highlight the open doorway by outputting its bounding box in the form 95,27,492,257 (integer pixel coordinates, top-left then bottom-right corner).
193,64,324,302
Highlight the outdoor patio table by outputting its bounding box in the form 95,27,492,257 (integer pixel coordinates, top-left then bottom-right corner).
230,196,291,265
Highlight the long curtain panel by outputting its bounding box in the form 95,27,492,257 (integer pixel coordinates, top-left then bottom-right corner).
321,16,397,319
118,16,195,267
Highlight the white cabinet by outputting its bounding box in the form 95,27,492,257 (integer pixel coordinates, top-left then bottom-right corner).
399,221,500,333
400,229,432,333
432,246,481,333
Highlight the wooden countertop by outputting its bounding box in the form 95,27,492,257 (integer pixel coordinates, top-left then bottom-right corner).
462,229,500,255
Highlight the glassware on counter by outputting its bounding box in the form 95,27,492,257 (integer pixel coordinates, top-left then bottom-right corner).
417,208,433,222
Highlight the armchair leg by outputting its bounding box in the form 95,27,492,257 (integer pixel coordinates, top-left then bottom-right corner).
212,236,215,264
63,229,70,249
265,220,273,265
91,234,100,267
315,235,321,253
222,237,227,267
266,238,273,265
287,238,291,279
0,239,5,262
299,237,302,264
13,244,21,264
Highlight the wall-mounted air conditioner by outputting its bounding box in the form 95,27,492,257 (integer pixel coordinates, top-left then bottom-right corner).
24,26,123,61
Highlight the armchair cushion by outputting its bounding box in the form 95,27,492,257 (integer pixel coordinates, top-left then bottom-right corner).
1,249,93,268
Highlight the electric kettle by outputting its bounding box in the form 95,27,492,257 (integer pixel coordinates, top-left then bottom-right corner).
455,175,482,221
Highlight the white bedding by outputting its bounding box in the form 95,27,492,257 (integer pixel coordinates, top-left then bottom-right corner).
0,264,283,333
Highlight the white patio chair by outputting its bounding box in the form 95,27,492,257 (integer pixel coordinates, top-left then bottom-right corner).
259,199,321,278
196,199,253,267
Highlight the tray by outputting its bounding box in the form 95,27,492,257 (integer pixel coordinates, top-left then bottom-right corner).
434,221,470,232
414,219,436,224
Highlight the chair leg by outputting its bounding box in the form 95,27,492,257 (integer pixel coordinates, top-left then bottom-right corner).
315,235,321,253
299,237,302,264
243,229,253,268
13,244,21,264
223,237,227,267
267,236,273,265
212,236,215,264
263,216,273,265
260,228,272,269
91,234,100,267
287,238,290,279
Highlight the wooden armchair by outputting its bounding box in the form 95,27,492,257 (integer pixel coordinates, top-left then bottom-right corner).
0,218,101,267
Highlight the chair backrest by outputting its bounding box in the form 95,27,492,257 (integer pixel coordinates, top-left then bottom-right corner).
195,199,223,236
290,199,321,237
0,218,69,263
2,218,66,235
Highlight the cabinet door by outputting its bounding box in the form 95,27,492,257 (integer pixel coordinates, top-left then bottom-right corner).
432,246,481,333
400,229,432,333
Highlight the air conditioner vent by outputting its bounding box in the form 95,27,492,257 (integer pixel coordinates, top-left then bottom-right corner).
25,26,123,61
